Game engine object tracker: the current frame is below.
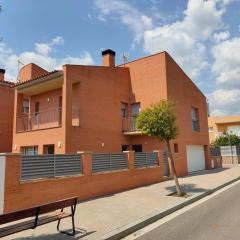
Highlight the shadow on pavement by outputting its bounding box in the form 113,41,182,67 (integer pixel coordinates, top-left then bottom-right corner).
185,167,230,177
166,184,208,194
16,228,96,240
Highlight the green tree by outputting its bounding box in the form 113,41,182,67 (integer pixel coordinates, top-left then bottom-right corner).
136,100,183,196
213,132,240,146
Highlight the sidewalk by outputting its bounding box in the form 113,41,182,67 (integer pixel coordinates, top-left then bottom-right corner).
4,165,240,240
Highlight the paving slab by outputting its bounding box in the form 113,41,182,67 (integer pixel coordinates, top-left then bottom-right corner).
2,165,240,240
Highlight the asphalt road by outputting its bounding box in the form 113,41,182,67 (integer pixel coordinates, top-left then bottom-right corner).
136,182,240,240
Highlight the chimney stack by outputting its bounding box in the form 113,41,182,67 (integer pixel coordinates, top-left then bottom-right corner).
102,49,116,67
0,69,5,82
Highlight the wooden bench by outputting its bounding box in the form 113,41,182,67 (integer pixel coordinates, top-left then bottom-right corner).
0,197,78,238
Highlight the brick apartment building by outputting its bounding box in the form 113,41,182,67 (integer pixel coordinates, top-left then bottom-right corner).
11,50,210,175
0,69,14,153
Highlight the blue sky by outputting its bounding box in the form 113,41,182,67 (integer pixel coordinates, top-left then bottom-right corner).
0,0,240,115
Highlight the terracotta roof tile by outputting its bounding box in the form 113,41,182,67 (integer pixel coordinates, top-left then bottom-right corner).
0,80,14,88
14,70,61,87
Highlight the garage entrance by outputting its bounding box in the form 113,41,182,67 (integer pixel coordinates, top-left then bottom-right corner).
187,145,205,173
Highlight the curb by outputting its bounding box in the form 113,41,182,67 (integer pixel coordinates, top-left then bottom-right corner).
98,176,240,240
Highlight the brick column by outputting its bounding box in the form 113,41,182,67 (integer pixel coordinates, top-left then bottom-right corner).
12,91,24,152
204,145,211,169
79,152,92,179
62,65,73,153
1,153,21,213
124,151,135,171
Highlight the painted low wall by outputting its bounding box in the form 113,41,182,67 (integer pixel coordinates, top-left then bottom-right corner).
3,152,165,213
0,155,6,214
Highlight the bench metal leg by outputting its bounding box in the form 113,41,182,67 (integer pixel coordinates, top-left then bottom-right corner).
57,207,76,236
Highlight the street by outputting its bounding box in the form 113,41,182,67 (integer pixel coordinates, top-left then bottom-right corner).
135,181,240,240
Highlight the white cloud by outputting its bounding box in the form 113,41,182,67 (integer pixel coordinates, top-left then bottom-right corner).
144,25,209,79
0,37,94,81
208,89,240,115
144,0,230,79
212,31,230,43
211,37,240,87
35,43,52,56
95,0,153,43
35,36,64,56
51,36,64,45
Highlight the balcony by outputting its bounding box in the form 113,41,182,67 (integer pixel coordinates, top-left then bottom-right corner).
122,117,141,135
16,107,81,132
16,108,62,132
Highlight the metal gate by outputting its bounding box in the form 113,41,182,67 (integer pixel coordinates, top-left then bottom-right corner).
162,151,170,176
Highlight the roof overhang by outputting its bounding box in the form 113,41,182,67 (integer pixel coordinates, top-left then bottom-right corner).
15,71,63,96
216,120,240,124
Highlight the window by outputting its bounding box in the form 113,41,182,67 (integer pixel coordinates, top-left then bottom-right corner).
121,103,128,118
191,107,200,132
208,127,213,132
22,99,29,114
58,96,62,125
22,146,38,156
43,145,55,155
59,96,62,109
35,102,40,115
131,103,140,117
132,144,142,152
174,143,179,153
122,145,129,152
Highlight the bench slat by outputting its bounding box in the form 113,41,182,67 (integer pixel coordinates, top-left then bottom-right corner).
0,197,77,225
0,208,37,225
0,212,71,238
39,198,77,215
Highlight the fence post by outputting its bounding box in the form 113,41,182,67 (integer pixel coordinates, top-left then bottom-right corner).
1,153,21,213
204,145,211,170
79,152,92,179
124,151,135,171
154,150,165,178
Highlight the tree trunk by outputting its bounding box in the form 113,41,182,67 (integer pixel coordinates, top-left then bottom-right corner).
166,140,183,196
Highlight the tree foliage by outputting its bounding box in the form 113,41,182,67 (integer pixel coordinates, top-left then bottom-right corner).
136,100,179,141
213,132,240,146
136,100,183,196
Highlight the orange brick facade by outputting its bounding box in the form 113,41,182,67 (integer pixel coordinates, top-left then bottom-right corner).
2,152,164,213
11,50,210,176
0,70,14,153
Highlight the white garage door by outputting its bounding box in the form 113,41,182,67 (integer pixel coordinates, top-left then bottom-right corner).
187,145,205,173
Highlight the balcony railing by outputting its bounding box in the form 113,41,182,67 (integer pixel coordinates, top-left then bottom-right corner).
16,108,62,132
16,107,81,132
122,116,140,133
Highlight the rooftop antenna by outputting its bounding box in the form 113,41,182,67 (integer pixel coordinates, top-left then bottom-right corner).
122,52,129,67
17,59,24,82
